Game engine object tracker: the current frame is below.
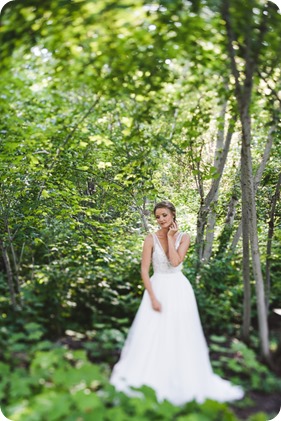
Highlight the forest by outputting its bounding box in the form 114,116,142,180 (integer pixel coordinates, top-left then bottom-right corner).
0,0,281,420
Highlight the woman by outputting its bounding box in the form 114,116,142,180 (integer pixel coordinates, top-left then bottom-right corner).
110,200,244,406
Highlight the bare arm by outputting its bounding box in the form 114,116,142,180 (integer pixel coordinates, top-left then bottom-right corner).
168,232,190,267
141,234,161,312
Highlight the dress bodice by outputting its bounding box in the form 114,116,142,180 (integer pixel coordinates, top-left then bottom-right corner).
152,232,184,274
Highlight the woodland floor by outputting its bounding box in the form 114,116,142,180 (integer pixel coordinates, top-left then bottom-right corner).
59,334,281,421
229,391,280,420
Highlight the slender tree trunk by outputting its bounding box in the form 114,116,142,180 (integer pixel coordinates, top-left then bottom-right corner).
265,173,281,312
231,221,243,252
216,157,241,256
197,112,236,261
193,145,205,262
19,242,25,266
240,136,251,344
231,128,274,251
203,198,218,261
0,240,17,309
241,105,270,361
226,195,239,227
139,197,150,232
196,206,207,262
222,0,271,361
217,193,239,256
5,220,21,297
140,211,150,232
203,102,227,261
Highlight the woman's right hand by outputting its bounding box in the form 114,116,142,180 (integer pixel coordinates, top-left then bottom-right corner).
151,297,162,312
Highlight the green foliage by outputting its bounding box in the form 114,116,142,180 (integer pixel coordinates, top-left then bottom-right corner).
0,1,280,420
0,319,51,366
0,347,247,421
246,414,268,421
185,256,244,336
209,336,281,393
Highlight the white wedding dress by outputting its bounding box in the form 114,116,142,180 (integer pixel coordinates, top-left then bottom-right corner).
110,232,244,406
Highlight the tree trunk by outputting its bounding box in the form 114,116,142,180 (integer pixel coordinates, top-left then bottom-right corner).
138,196,150,232
231,127,274,251
241,106,270,361
5,220,21,297
194,158,205,261
203,199,218,261
196,111,236,262
217,193,239,256
222,0,271,361
203,102,227,261
231,222,242,252
226,195,238,227
240,138,251,344
0,240,17,309
265,172,281,312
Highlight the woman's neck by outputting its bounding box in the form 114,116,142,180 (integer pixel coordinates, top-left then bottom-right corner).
157,228,169,236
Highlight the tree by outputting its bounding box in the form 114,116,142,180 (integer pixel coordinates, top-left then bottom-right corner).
221,0,281,362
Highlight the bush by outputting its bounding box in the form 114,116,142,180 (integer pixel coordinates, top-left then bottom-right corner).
184,256,244,336
0,348,249,421
209,335,281,393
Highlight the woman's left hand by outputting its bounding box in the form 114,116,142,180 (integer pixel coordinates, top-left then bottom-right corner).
168,221,178,237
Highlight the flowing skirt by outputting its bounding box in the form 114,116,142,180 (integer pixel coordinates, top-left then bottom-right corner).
110,271,244,406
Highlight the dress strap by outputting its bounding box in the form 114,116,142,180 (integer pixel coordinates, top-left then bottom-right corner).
175,232,184,248
151,232,162,250
151,233,157,250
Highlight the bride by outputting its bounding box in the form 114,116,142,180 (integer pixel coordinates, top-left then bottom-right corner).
110,200,244,406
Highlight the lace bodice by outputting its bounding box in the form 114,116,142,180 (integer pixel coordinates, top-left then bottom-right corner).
152,232,184,274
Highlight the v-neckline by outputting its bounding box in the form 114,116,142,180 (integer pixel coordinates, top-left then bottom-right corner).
154,232,180,260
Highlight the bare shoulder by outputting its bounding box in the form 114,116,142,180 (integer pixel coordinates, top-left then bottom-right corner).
143,233,154,246
142,233,154,256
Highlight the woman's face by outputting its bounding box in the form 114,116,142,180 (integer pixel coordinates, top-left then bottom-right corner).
155,207,174,228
